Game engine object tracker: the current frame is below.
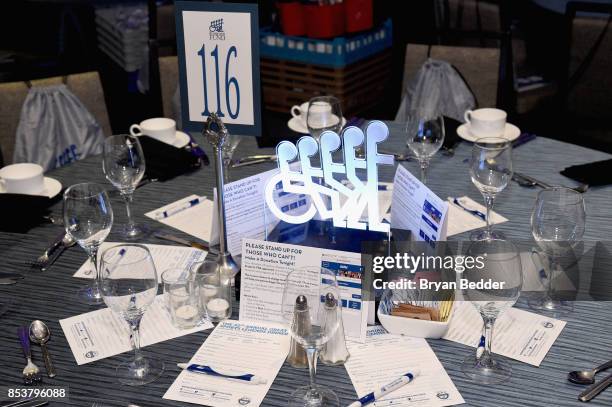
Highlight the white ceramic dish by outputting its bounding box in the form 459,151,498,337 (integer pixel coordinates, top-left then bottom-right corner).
0,176,62,198
456,123,521,143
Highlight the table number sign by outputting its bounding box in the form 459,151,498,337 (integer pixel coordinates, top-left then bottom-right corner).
175,1,261,135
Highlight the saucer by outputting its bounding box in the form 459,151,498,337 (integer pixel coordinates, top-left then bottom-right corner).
457,123,521,143
0,177,62,198
288,117,348,134
171,131,191,148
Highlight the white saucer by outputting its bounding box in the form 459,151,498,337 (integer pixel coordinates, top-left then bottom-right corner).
457,123,521,143
171,131,191,148
0,176,62,198
288,117,348,134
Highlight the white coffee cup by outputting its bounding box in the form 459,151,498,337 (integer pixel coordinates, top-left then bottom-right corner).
290,102,310,126
0,163,45,195
130,118,176,144
464,108,507,138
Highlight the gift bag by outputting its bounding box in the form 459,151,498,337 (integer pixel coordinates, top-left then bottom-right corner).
13,84,105,171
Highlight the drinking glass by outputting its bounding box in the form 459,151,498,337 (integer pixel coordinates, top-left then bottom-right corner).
529,187,585,314
162,268,201,329
100,244,164,385
404,110,445,184
469,137,512,240
461,239,523,384
63,183,113,305
307,96,343,140
282,267,342,407
222,134,241,183
102,134,146,239
190,260,232,323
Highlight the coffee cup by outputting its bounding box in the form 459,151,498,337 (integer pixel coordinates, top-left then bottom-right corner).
290,102,309,125
0,163,45,195
464,108,507,138
130,118,176,144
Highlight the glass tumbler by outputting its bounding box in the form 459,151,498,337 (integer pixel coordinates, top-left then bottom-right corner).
162,268,201,329
191,260,232,323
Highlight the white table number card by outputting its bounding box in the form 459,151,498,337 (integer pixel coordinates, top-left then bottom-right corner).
175,1,261,135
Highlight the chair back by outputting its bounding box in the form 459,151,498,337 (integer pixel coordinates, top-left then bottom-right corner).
158,56,179,119
401,43,500,108
0,72,110,165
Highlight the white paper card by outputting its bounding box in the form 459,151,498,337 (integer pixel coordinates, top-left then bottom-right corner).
59,295,212,365
163,320,289,407
443,302,566,366
73,242,207,281
240,239,368,342
345,326,464,407
145,195,214,243
390,165,449,243
446,196,508,237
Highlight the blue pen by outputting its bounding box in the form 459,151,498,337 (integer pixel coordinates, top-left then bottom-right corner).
452,197,486,221
177,363,268,385
476,334,486,359
347,370,420,407
154,198,202,220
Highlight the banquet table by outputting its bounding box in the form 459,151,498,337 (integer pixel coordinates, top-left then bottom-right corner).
1,121,612,407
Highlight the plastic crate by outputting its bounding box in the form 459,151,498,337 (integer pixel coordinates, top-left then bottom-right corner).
260,19,392,68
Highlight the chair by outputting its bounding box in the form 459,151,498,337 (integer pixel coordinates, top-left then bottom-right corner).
435,0,503,46
158,55,179,119
0,71,111,165
400,43,500,109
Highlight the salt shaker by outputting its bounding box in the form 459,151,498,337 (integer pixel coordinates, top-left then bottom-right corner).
320,292,349,365
286,295,311,368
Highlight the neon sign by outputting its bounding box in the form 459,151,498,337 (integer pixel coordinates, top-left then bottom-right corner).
264,120,394,233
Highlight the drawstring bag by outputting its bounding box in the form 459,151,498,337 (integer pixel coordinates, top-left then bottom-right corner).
13,84,105,171
395,58,476,122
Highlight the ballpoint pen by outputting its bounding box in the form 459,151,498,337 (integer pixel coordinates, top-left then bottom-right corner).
347,370,420,407
452,198,486,221
177,363,268,385
153,198,203,220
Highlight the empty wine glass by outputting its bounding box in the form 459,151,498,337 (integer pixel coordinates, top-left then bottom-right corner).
404,110,445,184
63,183,113,305
307,96,343,140
461,239,523,384
469,137,512,240
529,187,586,315
102,134,146,239
100,244,164,386
282,267,342,407
222,134,241,183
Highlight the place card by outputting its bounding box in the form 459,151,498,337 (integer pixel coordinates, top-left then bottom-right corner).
390,165,449,244
443,302,566,366
240,238,368,342
163,320,289,407
59,295,213,365
145,195,214,243
345,326,464,407
72,242,208,281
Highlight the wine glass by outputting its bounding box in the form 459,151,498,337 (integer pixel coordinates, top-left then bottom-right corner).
102,134,147,239
529,187,586,314
282,267,342,407
469,137,512,240
307,96,343,140
461,239,523,384
404,110,445,184
63,183,113,305
222,134,241,183
100,244,164,386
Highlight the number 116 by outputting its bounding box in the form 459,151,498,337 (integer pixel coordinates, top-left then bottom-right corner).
197,44,240,119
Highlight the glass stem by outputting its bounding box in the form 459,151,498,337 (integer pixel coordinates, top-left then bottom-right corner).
480,316,496,366
123,193,135,229
129,317,144,366
306,347,318,390
90,247,100,291
223,158,231,184
419,161,429,184
483,194,494,236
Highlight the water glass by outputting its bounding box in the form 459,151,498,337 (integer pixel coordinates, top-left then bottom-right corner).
100,244,164,386
63,183,113,305
162,268,201,329
191,260,232,323
222,134,242,183
469,137,512,240
306,96,343,140
404,110,445,184
102,134,147,239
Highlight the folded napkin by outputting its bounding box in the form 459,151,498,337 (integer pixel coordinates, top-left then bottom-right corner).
561,159,612,186
0,193,59,232
139,136,202,181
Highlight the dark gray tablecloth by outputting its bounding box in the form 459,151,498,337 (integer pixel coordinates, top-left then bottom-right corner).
1,122,612,406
